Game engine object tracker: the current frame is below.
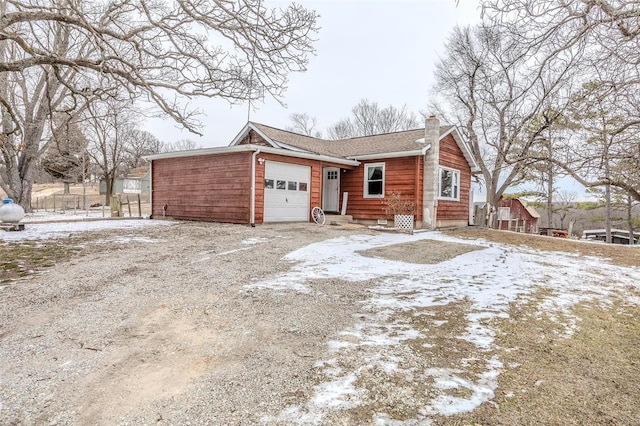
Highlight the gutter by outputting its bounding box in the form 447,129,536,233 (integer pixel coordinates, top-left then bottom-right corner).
143,144,359,167
148,160,153,218
347,145,430,161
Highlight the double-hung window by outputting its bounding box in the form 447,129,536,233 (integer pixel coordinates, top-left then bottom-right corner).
364,163,385,198
439,167,460,200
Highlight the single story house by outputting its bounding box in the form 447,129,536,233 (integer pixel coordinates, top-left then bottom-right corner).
144,117,480,228
495,197,541,234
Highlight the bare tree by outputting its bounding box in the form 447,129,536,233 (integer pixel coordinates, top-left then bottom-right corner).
432,24,580,227
554,189,577,230
0,0,318,209
122,130,162,174
482,0,640,201
286,113,321,137
327,99,420,139
41,117,89,194
163,139,203,153
83,96,138,205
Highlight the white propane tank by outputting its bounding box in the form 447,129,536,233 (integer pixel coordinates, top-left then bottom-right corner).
0,199,26,223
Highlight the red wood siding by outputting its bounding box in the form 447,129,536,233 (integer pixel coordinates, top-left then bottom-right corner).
497,198,539,233
341,156,423,221
238,129,271,146
151,152,252,223
437,134,472,222
254,153,348,223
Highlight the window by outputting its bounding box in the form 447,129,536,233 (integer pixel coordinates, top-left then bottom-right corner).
439,167,460,200
288,181,297,190
264,179,274,189
276,180,286,190
299,182,308,191
364,163,385,198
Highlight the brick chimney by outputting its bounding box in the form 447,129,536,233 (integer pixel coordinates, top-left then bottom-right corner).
422,115,440,229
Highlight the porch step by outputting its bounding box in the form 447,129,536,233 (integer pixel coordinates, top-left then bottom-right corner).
325,214,353,225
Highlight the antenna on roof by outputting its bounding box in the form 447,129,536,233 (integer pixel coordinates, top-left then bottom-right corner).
247,0,262,122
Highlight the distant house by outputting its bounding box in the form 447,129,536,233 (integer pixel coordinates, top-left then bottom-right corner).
99,166,150,195
582,229,639,245
495,197,540,234
144,117,480,227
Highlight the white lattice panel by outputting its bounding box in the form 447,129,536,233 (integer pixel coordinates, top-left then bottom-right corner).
394,214,414,230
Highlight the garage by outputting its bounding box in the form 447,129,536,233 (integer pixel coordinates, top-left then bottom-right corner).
263,161,311,222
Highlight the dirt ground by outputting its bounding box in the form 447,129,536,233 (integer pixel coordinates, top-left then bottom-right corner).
1,223,639,425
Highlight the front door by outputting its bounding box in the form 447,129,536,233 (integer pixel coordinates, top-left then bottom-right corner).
322,167,340,212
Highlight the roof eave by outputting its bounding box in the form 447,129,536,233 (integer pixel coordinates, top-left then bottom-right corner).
143,143,359,166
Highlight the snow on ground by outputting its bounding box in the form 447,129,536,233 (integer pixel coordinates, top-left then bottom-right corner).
248,231,640,424
21,210,112,222
1,212,174,243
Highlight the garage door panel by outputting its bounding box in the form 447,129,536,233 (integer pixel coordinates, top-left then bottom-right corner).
264,161,310,222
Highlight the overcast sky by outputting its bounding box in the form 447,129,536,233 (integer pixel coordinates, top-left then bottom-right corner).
145,0,482,147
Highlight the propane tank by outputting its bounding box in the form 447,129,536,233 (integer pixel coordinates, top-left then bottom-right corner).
0,199,26,223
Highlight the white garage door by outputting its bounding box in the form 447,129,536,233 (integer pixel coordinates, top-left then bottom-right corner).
264,161,311,222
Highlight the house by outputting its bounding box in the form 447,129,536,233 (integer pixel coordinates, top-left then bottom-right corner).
144,116,480,228
495,197,540,234
99,166,150,195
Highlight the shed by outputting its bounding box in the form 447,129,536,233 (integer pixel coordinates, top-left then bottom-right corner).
496,197,540,234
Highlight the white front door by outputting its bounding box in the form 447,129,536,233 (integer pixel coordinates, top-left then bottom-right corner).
322,167,340,212
264,161,311,222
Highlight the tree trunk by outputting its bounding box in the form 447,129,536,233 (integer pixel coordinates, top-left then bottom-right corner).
104,176,113,206
627,196,635,245
605,183,612,244
63,182,70,195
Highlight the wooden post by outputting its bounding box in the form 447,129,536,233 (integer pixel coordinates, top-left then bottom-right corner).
53,195,56,212
137,194,142,218
341,192,348,216
126,195,132,217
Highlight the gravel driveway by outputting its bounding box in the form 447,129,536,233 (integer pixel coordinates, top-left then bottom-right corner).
1,221,385,425
4,220,637,425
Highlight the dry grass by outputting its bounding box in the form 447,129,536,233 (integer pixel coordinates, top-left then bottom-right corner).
439,296,640,426
445,227,640,267
0,241,83,283
358,239,481,264
421,228,640,425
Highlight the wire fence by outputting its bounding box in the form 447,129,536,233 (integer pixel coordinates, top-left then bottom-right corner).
32,193,151,217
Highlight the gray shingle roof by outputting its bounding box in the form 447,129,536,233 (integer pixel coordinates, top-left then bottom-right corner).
251,122,455,158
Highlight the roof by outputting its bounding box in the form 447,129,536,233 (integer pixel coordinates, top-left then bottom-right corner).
249,122,449,158
232,122,479,170
582,229,640,237
126,166,149,178
146,121,479,172
519,199,541,219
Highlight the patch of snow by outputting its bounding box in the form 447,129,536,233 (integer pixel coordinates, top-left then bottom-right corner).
252,231,640,423
241,237,270,245
217,247,253,256
0,219,174,242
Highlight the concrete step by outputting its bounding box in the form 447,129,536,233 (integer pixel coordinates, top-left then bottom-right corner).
325,214,353,225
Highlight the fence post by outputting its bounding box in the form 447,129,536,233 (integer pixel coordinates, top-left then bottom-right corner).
137,194,142,218
53,194,56,212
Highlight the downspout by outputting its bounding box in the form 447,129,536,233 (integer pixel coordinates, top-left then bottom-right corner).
148,160,153,219
250,149,261,226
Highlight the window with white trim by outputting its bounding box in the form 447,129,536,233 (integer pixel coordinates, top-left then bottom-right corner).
364,163,385,198
439,167,460,200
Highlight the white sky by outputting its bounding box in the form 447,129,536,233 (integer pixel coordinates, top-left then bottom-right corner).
145,0,482,147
